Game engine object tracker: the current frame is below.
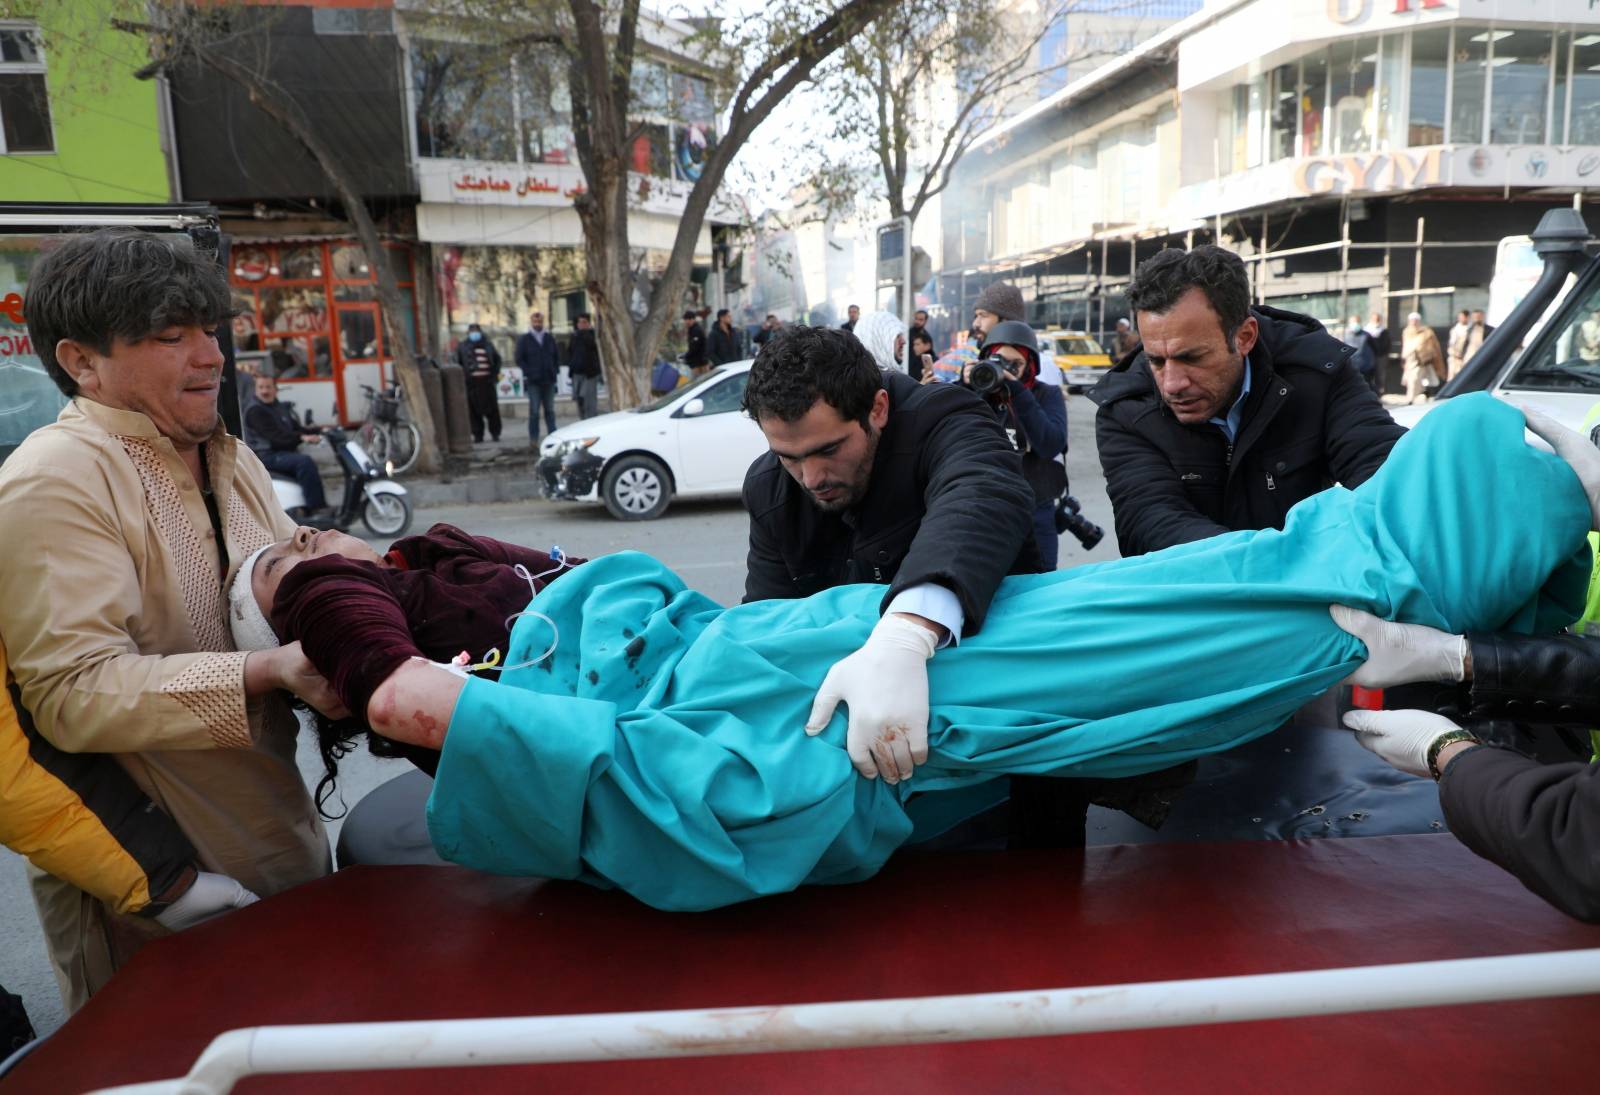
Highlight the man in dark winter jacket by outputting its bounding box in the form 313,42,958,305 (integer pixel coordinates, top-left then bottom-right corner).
455,322,502,443
515,311,561,445
566,314,602,420
741,326,1038,787
243,374,327,513
1090,246,1404,558
709,308,742,366
682,309,709,376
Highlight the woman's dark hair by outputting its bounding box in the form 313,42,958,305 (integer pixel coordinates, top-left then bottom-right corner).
25,229,233,397
741,325,884,429
1126,245,1251,350
300,702,437,820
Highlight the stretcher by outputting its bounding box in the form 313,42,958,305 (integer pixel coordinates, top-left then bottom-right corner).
9,833,1600,1093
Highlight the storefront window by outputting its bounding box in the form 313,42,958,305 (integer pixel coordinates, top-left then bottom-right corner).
1490,29,1554,145
1409,27,1448,145
1269,62,1298,161
631,59,671,116
332,244,372,282
410,38,516,162
278,245,322,280
1377,35,1405,151
516,45,574,164
1327,37,1377,153
1568,33,1600,145
1450,28,1490,144
259,286,327,338
339,309,381,361
629,122,672,177
1300,51,1327,156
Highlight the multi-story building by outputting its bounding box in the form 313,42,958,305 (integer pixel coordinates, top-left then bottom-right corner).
401,4,736,385
946,0,1600,364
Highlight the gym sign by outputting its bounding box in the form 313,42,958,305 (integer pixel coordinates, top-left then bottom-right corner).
1292,149,1443,196
1327,0,1445,21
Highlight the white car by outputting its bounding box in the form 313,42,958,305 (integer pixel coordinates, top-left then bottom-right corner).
1387,271,1600,439
537,360,766,520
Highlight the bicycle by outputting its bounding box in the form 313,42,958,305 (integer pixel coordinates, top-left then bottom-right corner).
356,383,422,475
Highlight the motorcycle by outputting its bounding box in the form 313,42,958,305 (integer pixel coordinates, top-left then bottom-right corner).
271,425,413,537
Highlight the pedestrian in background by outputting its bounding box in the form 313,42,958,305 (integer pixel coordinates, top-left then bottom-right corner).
753,313,781,349
1446,309,1471,381
1343,319,1375,386
1364,309,1392,394
567,313,602,420
910,329,935,381
1401,311,1444,404
854,309,907,372
840,304,860,332
1465,309,1492,365
456,322,502,443
682,309,709,376
709,308,742,366
1111,317,1139,360
908,308,931,352
516,311,561,446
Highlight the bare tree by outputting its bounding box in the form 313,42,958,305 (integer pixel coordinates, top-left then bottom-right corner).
808,0,1081,228
97,3,449,473
415,0,901,406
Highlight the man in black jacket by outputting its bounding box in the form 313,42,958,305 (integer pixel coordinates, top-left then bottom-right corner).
709,308,741,366
742,326,1038,786
682,309,709,376
243,374,327,514
1090,246,1404,558
567,313,602,420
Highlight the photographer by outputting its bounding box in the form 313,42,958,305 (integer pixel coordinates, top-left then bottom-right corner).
964,322,1069,568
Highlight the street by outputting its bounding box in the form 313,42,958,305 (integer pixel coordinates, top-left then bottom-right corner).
0,395,1119,1040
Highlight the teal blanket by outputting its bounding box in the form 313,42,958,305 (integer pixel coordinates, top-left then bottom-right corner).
427,396,1593,910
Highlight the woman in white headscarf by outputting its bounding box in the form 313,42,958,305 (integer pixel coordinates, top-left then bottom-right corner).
852,309,908,372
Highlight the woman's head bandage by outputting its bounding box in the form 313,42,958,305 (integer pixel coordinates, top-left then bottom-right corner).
228,544,280,651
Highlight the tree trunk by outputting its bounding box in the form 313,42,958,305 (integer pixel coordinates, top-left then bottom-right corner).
193,47,443,474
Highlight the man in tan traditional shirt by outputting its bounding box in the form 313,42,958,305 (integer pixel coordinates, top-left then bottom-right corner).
0,230,341,1010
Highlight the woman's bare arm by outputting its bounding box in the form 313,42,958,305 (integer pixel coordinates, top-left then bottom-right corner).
366,660,467,751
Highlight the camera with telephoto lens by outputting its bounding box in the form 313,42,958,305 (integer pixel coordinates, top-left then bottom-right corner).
1055,494,1104,551
964,356,1010,398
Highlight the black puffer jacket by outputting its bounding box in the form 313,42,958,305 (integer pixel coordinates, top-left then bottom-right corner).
1089,306,1405,557
743,370,1040,633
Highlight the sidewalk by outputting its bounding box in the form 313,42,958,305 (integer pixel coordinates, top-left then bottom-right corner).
309,395,593,507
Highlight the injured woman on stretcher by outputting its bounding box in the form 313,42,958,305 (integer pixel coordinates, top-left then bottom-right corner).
242,396,1600,913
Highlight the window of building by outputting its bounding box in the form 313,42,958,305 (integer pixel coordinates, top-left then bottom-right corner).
1328,36,1378,153
1490,29,1554,145
1408,27,1448,145
1300,51,1328,156
1269,62,1298,162
410,38,515,161
515,45,574,165
1565,32,1600,145
1450,27,1491,144
1377,34,1406,150
0,24,53,154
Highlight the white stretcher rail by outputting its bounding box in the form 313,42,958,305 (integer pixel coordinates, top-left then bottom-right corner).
88,947,1600,1095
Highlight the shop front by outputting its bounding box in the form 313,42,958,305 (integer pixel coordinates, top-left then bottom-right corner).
228,238,419,426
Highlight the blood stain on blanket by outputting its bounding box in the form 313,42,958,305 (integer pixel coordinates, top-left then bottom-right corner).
624,635,646,669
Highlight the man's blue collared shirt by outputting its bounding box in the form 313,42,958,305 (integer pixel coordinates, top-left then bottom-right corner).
1208,362,1253,444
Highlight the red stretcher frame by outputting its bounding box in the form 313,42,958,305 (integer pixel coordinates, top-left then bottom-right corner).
11,834,1600,1094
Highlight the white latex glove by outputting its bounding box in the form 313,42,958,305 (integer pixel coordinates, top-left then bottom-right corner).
1342,709,1464,779
1329,604,1467,688
806,613,939,784
1521,403,1600,530
154,871,259,933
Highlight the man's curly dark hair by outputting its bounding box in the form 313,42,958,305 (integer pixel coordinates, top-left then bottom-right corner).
1126,245,1252,350
741,325,883,429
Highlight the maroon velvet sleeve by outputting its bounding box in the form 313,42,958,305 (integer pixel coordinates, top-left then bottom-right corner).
389,523,586,577
271,557,422,717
